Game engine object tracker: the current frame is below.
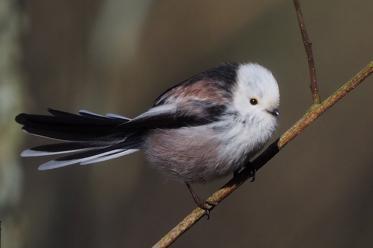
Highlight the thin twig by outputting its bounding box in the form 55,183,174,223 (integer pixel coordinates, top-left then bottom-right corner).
153,61,373,248
293,0,320,104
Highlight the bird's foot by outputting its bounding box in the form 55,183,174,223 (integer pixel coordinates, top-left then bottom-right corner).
185,182,218,220
197,200,217,220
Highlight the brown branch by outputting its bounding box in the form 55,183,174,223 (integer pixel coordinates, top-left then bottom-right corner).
153,0,373,246
293,0,320,104
153,61,373,248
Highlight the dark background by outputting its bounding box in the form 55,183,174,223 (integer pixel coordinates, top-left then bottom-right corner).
1,0,372,247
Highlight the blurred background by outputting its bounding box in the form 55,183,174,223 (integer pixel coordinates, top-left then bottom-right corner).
0,0,372,247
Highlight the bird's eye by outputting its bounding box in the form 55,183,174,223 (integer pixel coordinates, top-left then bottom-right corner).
250,98,258,105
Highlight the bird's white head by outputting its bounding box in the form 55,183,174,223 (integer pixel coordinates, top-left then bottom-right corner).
232,63,280,125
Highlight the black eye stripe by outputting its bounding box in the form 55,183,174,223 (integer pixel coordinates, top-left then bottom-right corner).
250,98,258,105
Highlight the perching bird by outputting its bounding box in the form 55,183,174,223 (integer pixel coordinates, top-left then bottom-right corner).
15,62,280,211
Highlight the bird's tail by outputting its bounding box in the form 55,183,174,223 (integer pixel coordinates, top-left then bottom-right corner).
15,108,142,170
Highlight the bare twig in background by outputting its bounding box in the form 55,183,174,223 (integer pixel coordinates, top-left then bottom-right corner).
152,1,373,247
293,0,320,104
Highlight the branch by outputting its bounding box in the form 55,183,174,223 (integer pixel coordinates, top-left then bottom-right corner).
293,0,320,104
153,0,373,246
153,61,373,248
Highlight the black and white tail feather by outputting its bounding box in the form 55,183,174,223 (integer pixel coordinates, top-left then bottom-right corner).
15,101,211,170
16,108,143,170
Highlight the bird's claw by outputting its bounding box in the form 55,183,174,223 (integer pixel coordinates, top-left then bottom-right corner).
198,200,217,220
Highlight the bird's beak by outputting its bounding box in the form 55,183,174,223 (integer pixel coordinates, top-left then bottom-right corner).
267,108,280,117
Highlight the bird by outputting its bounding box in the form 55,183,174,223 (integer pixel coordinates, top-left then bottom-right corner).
15,62,280,212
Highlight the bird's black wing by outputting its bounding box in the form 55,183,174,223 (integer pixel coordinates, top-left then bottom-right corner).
118,100,227,133
128,64,239,132
119,66,239,133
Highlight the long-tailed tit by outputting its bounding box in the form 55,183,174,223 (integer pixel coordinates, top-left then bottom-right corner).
16,63,280,211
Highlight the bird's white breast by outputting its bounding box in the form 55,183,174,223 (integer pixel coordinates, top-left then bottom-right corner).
144,113,277,183
214,113,277,167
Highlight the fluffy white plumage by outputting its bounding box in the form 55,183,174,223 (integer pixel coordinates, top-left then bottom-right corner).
145,63,280,183
233,64,279,118
216,64,279,175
